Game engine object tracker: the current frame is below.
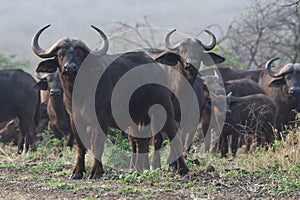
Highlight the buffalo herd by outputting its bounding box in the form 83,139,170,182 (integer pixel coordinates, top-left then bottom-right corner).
0,25,299,179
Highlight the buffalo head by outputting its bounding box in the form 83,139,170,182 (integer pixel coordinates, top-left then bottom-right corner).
32,25,109,79
266,58,300,96
148,48,199,85
164,29,225,69
34,72,63,97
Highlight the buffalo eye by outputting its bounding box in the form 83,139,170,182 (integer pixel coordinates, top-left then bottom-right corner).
57,51,65,59
185,62,191,69
285,73,292,80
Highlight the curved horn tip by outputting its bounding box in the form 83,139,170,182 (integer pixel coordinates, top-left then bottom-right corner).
198,30,216,51
31,24,54,58
44,24,51,28
265,57,280,69
39,24,51,32
90,25,97,29
90,25,107,38
89,25,109,56
165,29,179,51
204,29,213,34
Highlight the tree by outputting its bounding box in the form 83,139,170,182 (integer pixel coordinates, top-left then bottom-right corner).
0,52,29,70
219,0,300,68
107,17,164,54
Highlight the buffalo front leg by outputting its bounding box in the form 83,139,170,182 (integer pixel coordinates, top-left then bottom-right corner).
70,118,86,179
128,134,137,169
66,131,74,150
17,131,24,154
165,118,188,176
90,126,107,179
231,132,239,157
134,137,150,172
220,134,228,158
151,132,163,169
17,118,37,153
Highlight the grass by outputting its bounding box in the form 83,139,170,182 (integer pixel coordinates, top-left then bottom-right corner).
0,125,299,197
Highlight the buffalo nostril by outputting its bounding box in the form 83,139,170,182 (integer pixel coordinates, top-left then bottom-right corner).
289,87,300,94
63,63,77,71
226,109,232,114
49,89,61,96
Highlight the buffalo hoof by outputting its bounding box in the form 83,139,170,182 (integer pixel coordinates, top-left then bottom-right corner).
89,174,102,179
179,167,189,176
169,164,177,172
70,173,83,179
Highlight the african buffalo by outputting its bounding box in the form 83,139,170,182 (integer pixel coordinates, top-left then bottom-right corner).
258,58,300,137
211,93,276,157
34,71,74,149
32,25,195,179
201,76,266,152
0,69,39,153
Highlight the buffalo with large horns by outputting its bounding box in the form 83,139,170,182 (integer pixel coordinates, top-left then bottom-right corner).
32,25,200,179
259,58,300,137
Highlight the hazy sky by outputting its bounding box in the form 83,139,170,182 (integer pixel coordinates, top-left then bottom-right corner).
0,0,250,69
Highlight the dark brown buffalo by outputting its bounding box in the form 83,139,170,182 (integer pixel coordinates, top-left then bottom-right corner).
34,71,74,149
201,77,266,152
145,44,224,170
258,58,300,137
0,69,39,153
32,25,195,179
200,67,264,83
0,120,19,145
211,93,276,157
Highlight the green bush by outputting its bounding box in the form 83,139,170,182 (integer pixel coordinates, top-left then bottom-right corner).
0,51,29,70
104,131,131,168
212,45,249,69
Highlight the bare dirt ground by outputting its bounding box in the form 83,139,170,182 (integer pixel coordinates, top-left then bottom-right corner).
0,163,298,200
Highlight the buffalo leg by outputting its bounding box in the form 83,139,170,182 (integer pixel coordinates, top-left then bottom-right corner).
66,131,74,149
50,123,63,140
231,132,239,157
17,118,36,153
165,117,188,176
151,132,163,169
220,134,228,158
128,133,137,169
70,118,86,179
17,131,24,154
135,137,150,172
90,123,107,179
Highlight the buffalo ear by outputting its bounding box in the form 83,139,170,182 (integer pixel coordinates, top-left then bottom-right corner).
202,52,225,66
36,59,58,73
33,79,48,90
155,52,180,66
268,78,285,88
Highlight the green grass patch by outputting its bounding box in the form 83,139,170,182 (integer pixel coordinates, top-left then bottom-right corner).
0,162,19,169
